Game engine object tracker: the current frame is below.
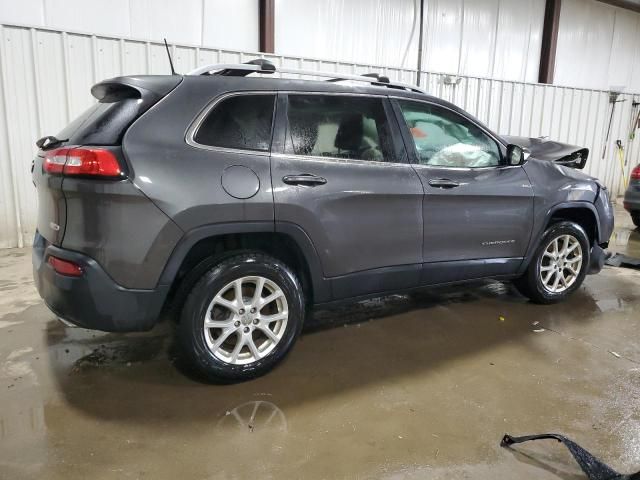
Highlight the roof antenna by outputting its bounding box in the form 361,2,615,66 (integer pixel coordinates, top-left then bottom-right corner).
163,38,176,75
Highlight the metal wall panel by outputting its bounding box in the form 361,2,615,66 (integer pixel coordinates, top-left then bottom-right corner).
274,0,420,69
275,0,545,82
0,22,638,248
555,0,640,91
0,0,259,51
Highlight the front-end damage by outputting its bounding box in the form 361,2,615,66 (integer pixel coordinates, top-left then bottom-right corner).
502,135,588,169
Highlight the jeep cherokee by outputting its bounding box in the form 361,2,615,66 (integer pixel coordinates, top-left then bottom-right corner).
32,60,614,381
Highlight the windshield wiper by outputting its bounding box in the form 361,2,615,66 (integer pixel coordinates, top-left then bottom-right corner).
36,135,68,150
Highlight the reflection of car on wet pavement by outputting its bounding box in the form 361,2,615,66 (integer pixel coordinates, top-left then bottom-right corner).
623,164,640,228
31,59,614,382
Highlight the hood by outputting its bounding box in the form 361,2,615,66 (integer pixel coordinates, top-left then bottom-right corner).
502,135,588,169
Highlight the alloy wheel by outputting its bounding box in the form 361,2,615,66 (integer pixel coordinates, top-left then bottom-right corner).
203,276,289,365
539,234,583,293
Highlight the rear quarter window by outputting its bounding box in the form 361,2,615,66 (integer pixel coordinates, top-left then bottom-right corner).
192,94,276,152
57,97,149,145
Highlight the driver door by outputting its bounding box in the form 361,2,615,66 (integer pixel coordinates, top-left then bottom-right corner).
392,98,534,283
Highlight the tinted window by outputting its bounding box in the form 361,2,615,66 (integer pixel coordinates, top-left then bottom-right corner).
398,100,501,168
194,94,275,151
285,95,397,162
56,99,147,146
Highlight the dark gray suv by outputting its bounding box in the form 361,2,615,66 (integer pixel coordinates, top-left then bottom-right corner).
32,60,614,381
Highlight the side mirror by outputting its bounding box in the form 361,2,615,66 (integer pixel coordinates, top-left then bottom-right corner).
506,144,530,166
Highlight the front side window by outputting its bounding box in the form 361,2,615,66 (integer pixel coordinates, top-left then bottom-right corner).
398,100,502,168
193,94,275,151
285,95,397,162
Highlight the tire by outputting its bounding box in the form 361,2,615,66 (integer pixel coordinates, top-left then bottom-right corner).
514,221,590,304
178,252,305,383
632,212,640,228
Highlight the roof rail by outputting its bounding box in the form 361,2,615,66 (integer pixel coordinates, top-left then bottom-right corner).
187,59,424,94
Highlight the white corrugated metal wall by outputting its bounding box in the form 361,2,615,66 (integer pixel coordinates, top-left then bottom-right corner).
0,0,260,51
0,22,639,248
274,0,546,82
555,0,640,92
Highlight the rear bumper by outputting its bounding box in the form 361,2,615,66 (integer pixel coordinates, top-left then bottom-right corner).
32,232,168,332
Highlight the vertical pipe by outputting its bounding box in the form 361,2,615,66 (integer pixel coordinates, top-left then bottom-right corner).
61,32,72,122
496,81,504,133
508,82,516,134
590,94,604,180
416,0,425,86
0,26,24,247
30,28,44,137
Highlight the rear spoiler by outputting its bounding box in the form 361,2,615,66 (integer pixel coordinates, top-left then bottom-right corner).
91,75,182,102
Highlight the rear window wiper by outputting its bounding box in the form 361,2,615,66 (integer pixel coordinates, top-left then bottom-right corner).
36,135,68,150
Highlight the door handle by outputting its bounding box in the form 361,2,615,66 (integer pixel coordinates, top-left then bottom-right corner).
428,178,460,189
282,174,327,186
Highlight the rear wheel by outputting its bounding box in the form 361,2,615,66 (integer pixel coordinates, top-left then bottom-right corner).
178,253,304,382
632,212,640,228
514,221,590,304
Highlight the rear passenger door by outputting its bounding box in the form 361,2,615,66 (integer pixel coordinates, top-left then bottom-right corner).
270,93,424,297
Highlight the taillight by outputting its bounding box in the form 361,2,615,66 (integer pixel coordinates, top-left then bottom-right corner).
43,148,71,174
48,256,83,277
43,147,122,177
631,164,640,180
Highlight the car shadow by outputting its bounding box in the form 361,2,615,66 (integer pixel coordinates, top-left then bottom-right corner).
43,277,605,427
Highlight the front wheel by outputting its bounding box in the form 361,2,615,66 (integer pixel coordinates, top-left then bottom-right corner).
178,253,305,383
514,221,590,304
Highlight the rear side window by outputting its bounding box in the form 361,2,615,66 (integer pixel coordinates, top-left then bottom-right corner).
56,97,144,145
193,94,275,152
285,95,398,162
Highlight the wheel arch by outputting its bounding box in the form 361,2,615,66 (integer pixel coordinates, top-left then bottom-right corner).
158,222,329,316
545,203,600,246
519,202,601,274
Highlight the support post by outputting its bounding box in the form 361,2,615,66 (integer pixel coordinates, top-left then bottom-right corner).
259,0,275,54
538,0,561,84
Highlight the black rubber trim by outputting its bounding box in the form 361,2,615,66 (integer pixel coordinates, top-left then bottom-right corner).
33,232,167,332
517,201,603,274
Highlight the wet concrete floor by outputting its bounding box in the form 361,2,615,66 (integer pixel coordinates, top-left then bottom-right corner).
1,205,640,479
